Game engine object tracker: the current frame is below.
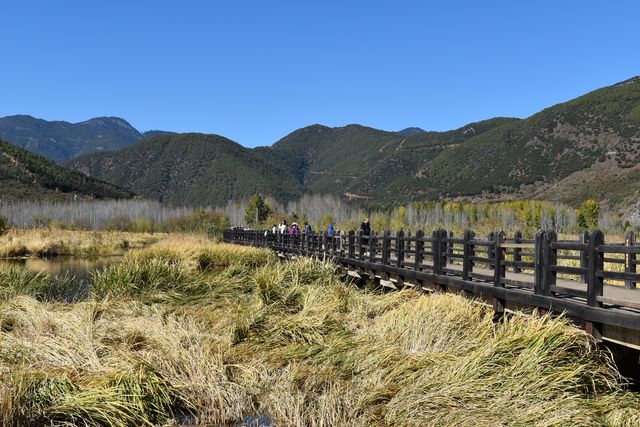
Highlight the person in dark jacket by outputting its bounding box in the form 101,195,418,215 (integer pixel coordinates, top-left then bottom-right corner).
360,217,371,250
360,217,371,236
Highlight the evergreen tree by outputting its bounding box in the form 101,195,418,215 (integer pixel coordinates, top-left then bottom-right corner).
244,194,272,226
577,199,600,230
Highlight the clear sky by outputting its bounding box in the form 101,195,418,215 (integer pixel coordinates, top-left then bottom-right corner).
1,1,639,147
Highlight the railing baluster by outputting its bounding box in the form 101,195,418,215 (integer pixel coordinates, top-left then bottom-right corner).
513,231,522,273
414,230,424,271
587,230,604,308
396,230,405,268
544,230,557,296
462,230,475,281
580,231,589,283
533,230,544,295
493,230,506,314
348,231,355,259
625,231,636,289
381,230,390,265
369,233,377,263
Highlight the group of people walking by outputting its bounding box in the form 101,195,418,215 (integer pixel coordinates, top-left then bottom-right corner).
270,220,336,237
266,217,371,240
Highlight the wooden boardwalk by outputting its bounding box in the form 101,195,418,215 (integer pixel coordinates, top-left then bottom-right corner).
224,228,640,348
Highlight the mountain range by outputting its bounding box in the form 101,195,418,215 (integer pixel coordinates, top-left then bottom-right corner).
2,76,640,211
0,115,158,163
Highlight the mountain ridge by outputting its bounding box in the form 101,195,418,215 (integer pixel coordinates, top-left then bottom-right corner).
46,76,640,211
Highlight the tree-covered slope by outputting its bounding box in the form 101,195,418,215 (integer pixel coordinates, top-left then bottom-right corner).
411,76,640,202
68,133,303,206
0,139,133,201
0,115,144,163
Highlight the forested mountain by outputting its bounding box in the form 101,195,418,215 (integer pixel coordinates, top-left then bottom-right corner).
0,115,144,163
67,76,640,210
68,133,303,206
0,139,133,201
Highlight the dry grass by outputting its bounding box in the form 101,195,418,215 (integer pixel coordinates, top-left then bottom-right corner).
0,242,639,426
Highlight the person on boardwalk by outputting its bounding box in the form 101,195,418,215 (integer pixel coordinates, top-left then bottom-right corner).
303,222,313,234
360,217,371,237
360,217,371,251
279,220,288,234
328,223,335,237
289,222,300,235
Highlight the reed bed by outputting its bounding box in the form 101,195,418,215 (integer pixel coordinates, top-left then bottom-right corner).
0,242,639,426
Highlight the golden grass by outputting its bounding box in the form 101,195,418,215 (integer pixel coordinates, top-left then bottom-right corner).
0,244,639,426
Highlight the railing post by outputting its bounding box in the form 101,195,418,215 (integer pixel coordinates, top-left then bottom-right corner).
543,230,557,296
358,231,365,260
396,230,405,268
414,230,424,271
625,231,636,289
381,230,390,265
493,230,506,315
432,230,442,275
513,231,522,273
493,231,506,287
587,230,604,308
586,230,604,340
348,231,355,259
534,230,544,295
462,230,475,281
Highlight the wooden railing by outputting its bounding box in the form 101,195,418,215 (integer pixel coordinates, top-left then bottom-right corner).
224,228,640,335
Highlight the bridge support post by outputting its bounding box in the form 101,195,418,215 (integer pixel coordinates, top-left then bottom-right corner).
625,231,636,289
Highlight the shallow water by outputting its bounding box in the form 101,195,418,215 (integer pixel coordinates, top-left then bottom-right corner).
0,255,125,301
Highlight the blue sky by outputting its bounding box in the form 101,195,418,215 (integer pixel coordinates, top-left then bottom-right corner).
1,1,639,147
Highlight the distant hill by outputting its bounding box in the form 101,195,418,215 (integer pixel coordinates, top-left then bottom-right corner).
68,133,302,206
67,76,640,212
0,139,133,201
398,127,426,136
0,115,144,163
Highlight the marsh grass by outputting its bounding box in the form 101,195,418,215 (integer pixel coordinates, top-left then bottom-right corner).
0,242,639,426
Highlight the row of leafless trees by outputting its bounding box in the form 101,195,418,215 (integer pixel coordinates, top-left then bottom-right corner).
225,195,630,235
0,199,198,229
0,195,632,235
